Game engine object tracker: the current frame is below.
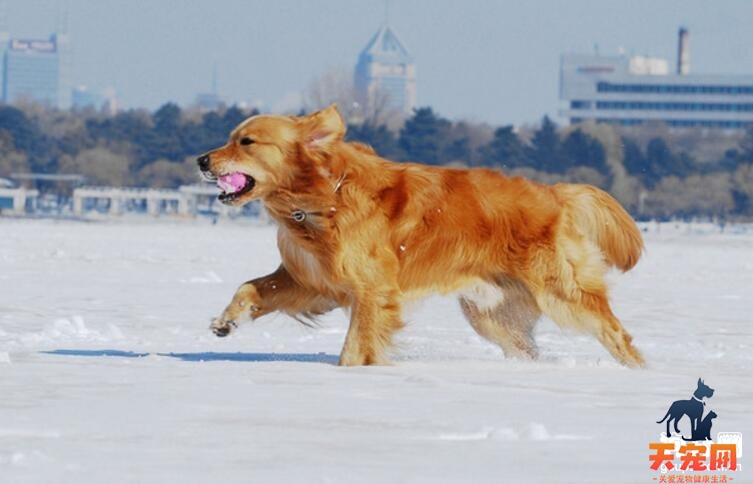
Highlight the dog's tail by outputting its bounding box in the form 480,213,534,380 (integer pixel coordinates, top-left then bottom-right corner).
656,410,671,424
556,184,643,272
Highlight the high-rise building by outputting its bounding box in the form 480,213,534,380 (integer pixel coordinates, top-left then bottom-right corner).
355,24,416,116
194,63,223,111
72,85,118,114
560,28,753,130
0,3,72,109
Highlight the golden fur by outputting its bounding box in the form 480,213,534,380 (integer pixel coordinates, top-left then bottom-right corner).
199,105,645,367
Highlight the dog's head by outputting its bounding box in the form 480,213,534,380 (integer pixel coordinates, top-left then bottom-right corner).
696,378,715,399
196,105,346,206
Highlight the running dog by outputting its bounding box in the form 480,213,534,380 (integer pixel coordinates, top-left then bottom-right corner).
197,105,645,367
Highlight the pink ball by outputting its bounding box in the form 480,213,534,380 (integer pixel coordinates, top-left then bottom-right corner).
218,172,247,193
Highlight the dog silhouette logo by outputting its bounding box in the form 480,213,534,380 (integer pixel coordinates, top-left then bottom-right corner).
649,379,742,475
657,378,715,440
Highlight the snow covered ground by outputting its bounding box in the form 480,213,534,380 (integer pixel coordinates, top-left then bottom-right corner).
1,218,751,483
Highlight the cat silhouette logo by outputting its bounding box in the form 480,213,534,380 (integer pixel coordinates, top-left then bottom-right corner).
648,377,743,477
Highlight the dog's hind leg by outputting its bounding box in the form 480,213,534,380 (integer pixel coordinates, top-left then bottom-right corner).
531,238,645,367
210,264,336,336
536,287,644,367
459,277,541,360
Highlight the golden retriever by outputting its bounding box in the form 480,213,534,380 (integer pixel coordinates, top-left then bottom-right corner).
197,105,645,367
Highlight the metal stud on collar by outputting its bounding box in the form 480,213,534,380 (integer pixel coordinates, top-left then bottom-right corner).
291,210,306,222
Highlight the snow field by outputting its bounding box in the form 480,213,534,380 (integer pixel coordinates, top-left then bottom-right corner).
1,218,751,483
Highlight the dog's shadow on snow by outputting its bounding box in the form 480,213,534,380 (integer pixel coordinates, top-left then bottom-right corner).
42,349,339,364
163,351,339,364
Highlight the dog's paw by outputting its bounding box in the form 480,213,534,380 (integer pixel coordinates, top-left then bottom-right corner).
210,318,237,337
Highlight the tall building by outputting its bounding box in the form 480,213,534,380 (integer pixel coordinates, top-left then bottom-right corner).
72,85,118,113
0,4,72,109
355,24,416,116
194,63,223,111
560,28,753,130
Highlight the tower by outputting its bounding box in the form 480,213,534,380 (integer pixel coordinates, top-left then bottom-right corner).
354,24,416,117
677,27,690,75
52,0,72,108
0,0,9,99
194,62,222,110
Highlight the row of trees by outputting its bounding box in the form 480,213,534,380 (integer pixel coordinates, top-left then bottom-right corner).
0,103,254,188
354,108,610,175
1,101,752,219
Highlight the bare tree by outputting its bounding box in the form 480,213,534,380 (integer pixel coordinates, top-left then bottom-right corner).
0,151,29,178
302,67,358,117
0,131,29,177
303,67,401,127
644,174,733,219
59,147,134,187
137,157,198,189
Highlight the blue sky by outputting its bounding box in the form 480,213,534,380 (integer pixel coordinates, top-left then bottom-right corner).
7,0,753,125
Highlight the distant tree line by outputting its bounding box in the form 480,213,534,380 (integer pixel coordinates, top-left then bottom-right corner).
1,102,752,220
0,103,254,191
355,108,610,175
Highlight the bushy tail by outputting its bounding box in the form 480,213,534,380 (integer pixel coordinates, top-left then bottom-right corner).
556,184,643,272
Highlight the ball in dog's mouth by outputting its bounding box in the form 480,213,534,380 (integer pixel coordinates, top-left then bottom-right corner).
217,172,255,203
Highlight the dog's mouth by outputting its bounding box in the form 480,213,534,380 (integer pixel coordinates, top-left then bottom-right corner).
214,172,256,203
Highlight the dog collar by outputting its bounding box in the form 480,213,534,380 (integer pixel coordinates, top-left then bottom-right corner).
692,395,705,405
290,206,336,223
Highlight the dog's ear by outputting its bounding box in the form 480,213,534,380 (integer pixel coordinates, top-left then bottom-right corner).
300,104,345,153
698,378,703,386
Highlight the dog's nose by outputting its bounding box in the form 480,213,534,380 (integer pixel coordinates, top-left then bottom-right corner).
197,154,210,171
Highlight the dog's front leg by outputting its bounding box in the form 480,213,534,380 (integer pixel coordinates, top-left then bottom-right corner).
211,282,263,337
211,264,335,336
339,289,404,366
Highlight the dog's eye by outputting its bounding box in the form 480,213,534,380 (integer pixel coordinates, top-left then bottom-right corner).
239,137,255,146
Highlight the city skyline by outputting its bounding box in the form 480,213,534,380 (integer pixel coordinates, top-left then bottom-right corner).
5,0,753,126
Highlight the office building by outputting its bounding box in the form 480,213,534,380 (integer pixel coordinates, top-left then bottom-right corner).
560,29,753,129
355,24,417,116
0,5,71,109
72,85,118,113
